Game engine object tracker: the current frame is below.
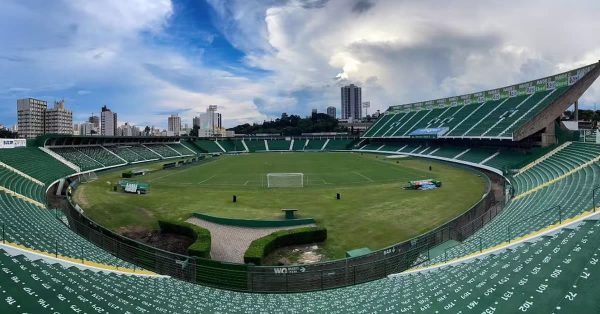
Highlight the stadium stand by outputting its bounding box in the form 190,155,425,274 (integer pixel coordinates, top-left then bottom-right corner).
143,144,181,158
106,146,147,163
292,138,307,150
358,143,537,173
267,139,291,151
482,150,531,172
167,143,196,156
511,142,600,194
429,143,600,264
323,138,356,150
0,192,134,268
127,145,162,160
244,139,267,152
180,140,207,154
0,147,74,185
364,63,595,140
0,167,45,202
216,139,246,152
50,147,105,171
193,140,224,153
0,217,599,312
304,139,327,150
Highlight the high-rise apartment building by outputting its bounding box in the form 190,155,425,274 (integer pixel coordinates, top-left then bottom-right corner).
197,106,222,136
117,123,140,137
16,98,47,138
100,106,117,136
341,84,362,120
167,114,182,135
79,122,95,136
192,116,201,128
327,106,336,119
89,115,100,128
45,100,73,135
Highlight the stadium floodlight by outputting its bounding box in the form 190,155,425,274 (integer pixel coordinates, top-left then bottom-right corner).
266,173,304,188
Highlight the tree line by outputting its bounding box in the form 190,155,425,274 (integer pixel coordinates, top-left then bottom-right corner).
230,113,348,136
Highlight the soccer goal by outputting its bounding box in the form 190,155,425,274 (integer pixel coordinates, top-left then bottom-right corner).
266,173,304,188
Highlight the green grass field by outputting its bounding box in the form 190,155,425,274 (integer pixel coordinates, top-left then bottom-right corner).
74,152,487,259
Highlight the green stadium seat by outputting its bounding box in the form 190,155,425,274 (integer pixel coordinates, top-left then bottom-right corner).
244,139,266,152
144,144,181,158
267,139,292,151
0,217,599,312
216,140,246,152
292,138,307,151
0,192,134,268
106,146,148,163
0,147,74,184
167,143,196,156
51,146,125,171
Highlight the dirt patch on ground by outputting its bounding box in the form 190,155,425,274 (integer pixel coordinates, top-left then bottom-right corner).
117,225,194,255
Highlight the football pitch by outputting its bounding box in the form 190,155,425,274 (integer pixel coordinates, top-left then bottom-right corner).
75,152,487,259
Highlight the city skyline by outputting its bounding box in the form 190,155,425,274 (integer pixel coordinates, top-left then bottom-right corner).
0,1,599,130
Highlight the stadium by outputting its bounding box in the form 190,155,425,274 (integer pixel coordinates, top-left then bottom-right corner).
0,57,598,313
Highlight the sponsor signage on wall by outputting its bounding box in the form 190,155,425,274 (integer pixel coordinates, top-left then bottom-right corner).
0,139,26,149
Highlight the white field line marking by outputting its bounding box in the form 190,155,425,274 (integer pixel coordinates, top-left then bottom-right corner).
198,175,216,184
244,180,250,186
147,158,221,183
147,170,180,183
353,171,374,182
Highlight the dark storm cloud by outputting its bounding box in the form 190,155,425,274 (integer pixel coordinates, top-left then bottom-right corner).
299,0,329,9
347,29,504,100
352,0,374,14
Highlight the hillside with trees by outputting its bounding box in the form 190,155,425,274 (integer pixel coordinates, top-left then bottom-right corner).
230,113,347,136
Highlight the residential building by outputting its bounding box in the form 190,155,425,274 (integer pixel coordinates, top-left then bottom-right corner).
16,98,47,138
72,124,80,136
341,84,362,120
100,106,117,136
192,116,201,128
167,114,181,136
327,106,336,119
44,100,73,135
117,123,140,137
197,105,222,137
89,115,100,128
78,122,95,136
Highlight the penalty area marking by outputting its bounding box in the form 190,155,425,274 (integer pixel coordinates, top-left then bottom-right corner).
353,171,374,182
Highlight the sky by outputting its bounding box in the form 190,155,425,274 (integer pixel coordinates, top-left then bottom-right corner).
0,0,599,129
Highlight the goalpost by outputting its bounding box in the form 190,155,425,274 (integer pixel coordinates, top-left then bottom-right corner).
266,173,304,188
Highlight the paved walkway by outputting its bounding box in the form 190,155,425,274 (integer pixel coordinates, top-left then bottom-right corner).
186,217,314,263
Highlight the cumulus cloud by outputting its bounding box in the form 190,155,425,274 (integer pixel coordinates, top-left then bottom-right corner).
209,0,600,113
1,0,599,128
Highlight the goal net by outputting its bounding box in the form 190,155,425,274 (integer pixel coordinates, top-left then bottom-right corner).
266,173,304,188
